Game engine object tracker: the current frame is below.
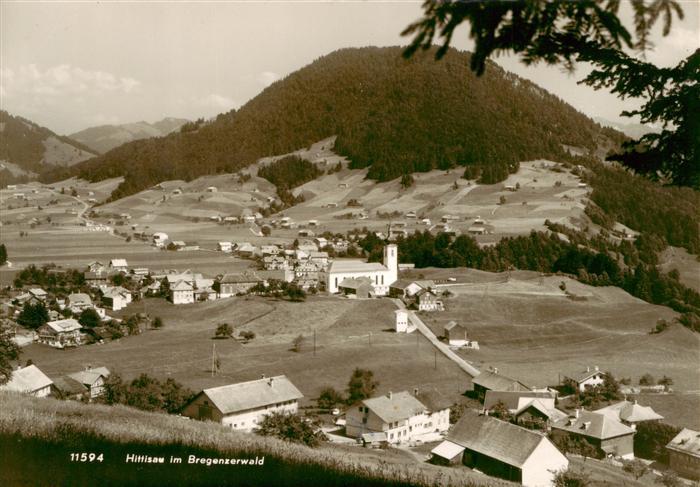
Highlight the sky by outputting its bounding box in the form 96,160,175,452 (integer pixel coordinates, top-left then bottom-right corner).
1,1,698,135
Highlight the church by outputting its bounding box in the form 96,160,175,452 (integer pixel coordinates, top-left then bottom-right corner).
326,244,398,296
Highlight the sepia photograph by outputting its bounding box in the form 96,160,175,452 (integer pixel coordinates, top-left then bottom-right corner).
0,1,698,485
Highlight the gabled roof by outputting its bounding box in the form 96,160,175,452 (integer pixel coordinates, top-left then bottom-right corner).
484,390,556,411
568,367,604,383
594,400,664,423
0,365,53,393
415,388,453,412
201,376,303,415
28,288,47,297
552,411,635,440
339,277,372,290
666,428,700,458
472,371,531,392
53,376,89,396
513,399,554,418
68,293,92,305
110,259,128,267
45,318,82,333
362,391,427,424
416,288,437,298
448,411,549,468
221,272,262,284
68,367,110,387
171,279,194,291
329,260,387,274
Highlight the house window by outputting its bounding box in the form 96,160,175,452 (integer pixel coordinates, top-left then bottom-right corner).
335,277,338,288
381,275,384,285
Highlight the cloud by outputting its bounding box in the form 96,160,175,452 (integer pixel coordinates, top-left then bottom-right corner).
257,71,279,87
197,93,237,110
1,64,141,100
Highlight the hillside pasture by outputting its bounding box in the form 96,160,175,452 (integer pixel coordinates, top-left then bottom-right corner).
20,296,471,406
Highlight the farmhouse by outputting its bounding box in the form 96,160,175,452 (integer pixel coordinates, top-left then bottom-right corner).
432,411,568,487
88,261,106,273
263,255,288,271
565,366,605,392
0,365,53,397
37,318,83,348
551,410,635,459
152,232,169,247
68,366,111,399
67,293,93,313
484,391,566,428
666,428,700,480
415,289,442,311
471,370,531,401
218,241,233,253
102,286,132,311
109,259,129,272
219,272,263,297
594,400,664,427
170,280,194,305
53,376,89,400
346,391,450,444
182,376,303,432
85,271,109,288
326,244,398,296
389,279,435,298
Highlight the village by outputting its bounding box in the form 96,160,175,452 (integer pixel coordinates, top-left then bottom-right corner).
1,225,698,486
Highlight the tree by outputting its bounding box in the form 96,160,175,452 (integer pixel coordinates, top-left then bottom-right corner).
489,400,513,422
656,470,681,487
256,412,324,447
78,308,101,328
639,373,655,386
261,226,271,237
402,0,695,188
0,325,21,385
622,459,649,480
657,375,673,387
400,173,415,189
292,334,304,352
634,421,681,462
239,330,255,341
0,244,7,266
215,323,233,339
317,387,344,410
346,368,378,404
17,302,49,330
152,316,164,329
552,468,591,487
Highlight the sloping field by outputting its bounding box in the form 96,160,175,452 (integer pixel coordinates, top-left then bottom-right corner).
20,296,472,405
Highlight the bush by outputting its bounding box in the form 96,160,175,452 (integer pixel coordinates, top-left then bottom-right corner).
152,317,164,329
552,468,591,487
317,387,344,410
639,373,655,386
78,308,101,328
346,368,378,404
291,334,304,352
256,412,324,447
17,302,49,330
240,330,255,341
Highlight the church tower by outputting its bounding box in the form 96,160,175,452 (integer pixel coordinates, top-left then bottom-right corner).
383,244,398,285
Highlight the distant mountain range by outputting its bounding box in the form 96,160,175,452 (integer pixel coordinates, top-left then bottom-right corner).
592,117,661,140
0,110,97,186
44,47,626,200
69,117,190,154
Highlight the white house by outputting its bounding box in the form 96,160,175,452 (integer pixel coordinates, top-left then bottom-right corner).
432,411,568,487
346,391,450,444
594,400,664,428
566,366,606,392
218,241,233,253
152,232,169,247
170,279,194,305
326,244,398,296
37,319,83,348
0,365,53,397
68,366,111,399
67,293,93,313
182,376,303,432
109,259,129,272
102,286,132,311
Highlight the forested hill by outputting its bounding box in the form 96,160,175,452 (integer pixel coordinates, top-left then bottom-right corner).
0,111,97,186
46,46,624,200
68,117,189,154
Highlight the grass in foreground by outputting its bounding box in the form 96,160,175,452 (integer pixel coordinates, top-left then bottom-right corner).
0,392,506,487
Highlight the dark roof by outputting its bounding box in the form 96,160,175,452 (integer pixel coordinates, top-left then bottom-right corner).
339,277,372,290
415,388,453,412
448,411,548,468
53,376,88,396
220,272,262,284
472,371,531,392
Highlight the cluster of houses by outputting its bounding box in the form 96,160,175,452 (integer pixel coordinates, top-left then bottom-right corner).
0,364,111,402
